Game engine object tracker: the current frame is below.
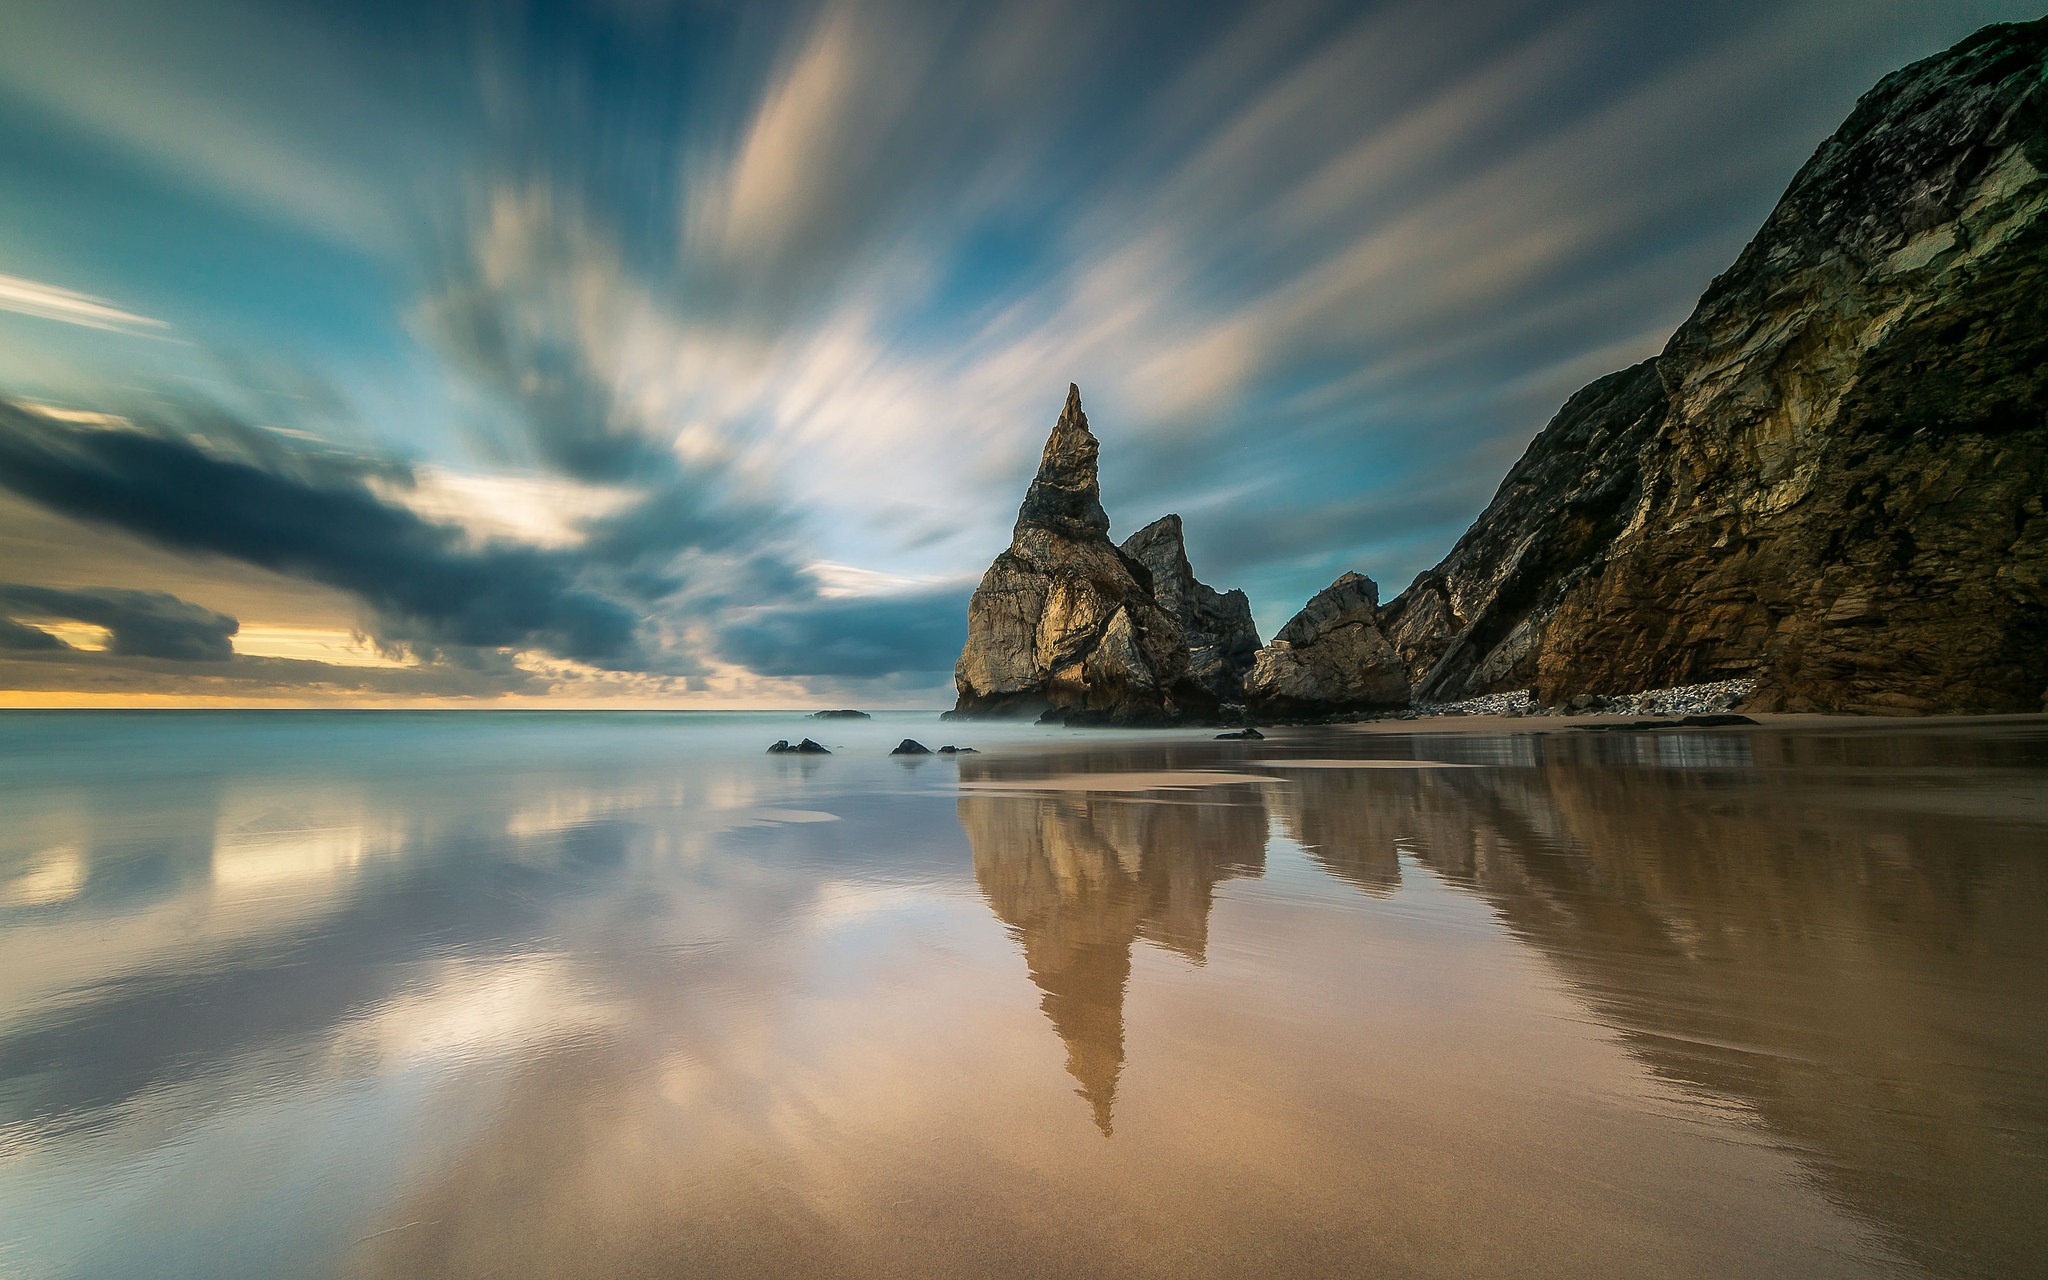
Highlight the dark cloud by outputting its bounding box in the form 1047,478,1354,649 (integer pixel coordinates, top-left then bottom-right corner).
0,583,237,660
0,399,963,689
0,402,641,664
0,647,544,700
715,585,969,677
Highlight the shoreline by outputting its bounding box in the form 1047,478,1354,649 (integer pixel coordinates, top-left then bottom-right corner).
1317,709,2048,735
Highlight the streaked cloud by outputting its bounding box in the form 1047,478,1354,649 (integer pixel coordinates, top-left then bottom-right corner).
229,624,409,668
0,274,166,335
366,466,641,551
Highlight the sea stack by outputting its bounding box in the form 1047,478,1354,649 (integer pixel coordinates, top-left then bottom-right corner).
951,386,1207,723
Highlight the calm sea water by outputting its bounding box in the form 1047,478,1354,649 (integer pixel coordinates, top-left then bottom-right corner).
1,711,2044,1279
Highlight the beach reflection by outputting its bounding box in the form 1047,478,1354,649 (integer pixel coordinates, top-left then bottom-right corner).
0,715,2042,1278
1333,733,2048,1280
960,778,1268,1132
951,727,2048,1277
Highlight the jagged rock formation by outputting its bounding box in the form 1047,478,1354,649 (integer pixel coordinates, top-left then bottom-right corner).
1119,515,1261,703
1243,571,1409,715
953,386,1216,722
1368,19,2048,715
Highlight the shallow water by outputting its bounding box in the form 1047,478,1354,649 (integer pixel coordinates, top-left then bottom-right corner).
2,711,2044,1279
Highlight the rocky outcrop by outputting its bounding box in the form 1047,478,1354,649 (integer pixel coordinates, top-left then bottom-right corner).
1243,571,1409,714
1118,514,1262,702
1378,19,2048,714
952,386,1205,722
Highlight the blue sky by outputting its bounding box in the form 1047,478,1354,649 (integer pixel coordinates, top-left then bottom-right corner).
0,0,2038,704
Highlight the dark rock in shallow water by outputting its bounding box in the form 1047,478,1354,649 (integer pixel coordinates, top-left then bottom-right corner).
1379,19,2048,716
1215,727,1264,740
891,739,932,755
937,745,979,754
951,385,1213,725
768,738,831,754
1120,514,1262,703
809,709,870,719
1243,573,1410,715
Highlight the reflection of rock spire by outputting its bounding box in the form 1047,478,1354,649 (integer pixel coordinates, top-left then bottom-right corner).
1034,937,1130,1135
960,777,1267,1136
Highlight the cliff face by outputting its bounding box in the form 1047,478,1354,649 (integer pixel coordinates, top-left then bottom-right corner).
953,386,1212,722
1380,19,2048,714
1119,514,1262,704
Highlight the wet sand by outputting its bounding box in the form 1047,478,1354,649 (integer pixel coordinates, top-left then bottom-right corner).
2,711,2043,1278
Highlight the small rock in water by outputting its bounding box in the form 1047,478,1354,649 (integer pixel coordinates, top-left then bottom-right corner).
937,745,979,754
1214,728,1265,740
766,739,791,754
769,738,832,754
809,709,870,719
891,739,933,755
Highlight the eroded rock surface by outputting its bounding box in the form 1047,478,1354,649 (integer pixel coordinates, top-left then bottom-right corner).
1119,514,1261,703
1244,572,1409,715
952,386,1201,722
1381,19,2048,714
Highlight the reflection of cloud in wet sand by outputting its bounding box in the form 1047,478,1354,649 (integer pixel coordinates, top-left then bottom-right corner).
959,781,1269,1134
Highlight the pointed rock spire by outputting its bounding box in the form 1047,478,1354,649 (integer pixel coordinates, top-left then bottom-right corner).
954,382,1200,723
1014,383,1110,539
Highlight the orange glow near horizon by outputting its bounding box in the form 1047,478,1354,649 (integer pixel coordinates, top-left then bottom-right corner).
0,690,945,711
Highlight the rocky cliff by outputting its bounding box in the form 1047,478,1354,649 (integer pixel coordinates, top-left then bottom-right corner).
1242,571,1409,715
952,386,1221,722
1119,514,1262,704
1365,18,2048,714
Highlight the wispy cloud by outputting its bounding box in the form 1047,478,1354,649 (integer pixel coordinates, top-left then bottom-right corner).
0,274,166,335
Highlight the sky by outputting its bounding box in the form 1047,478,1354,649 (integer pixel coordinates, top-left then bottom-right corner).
0,0,2039,707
